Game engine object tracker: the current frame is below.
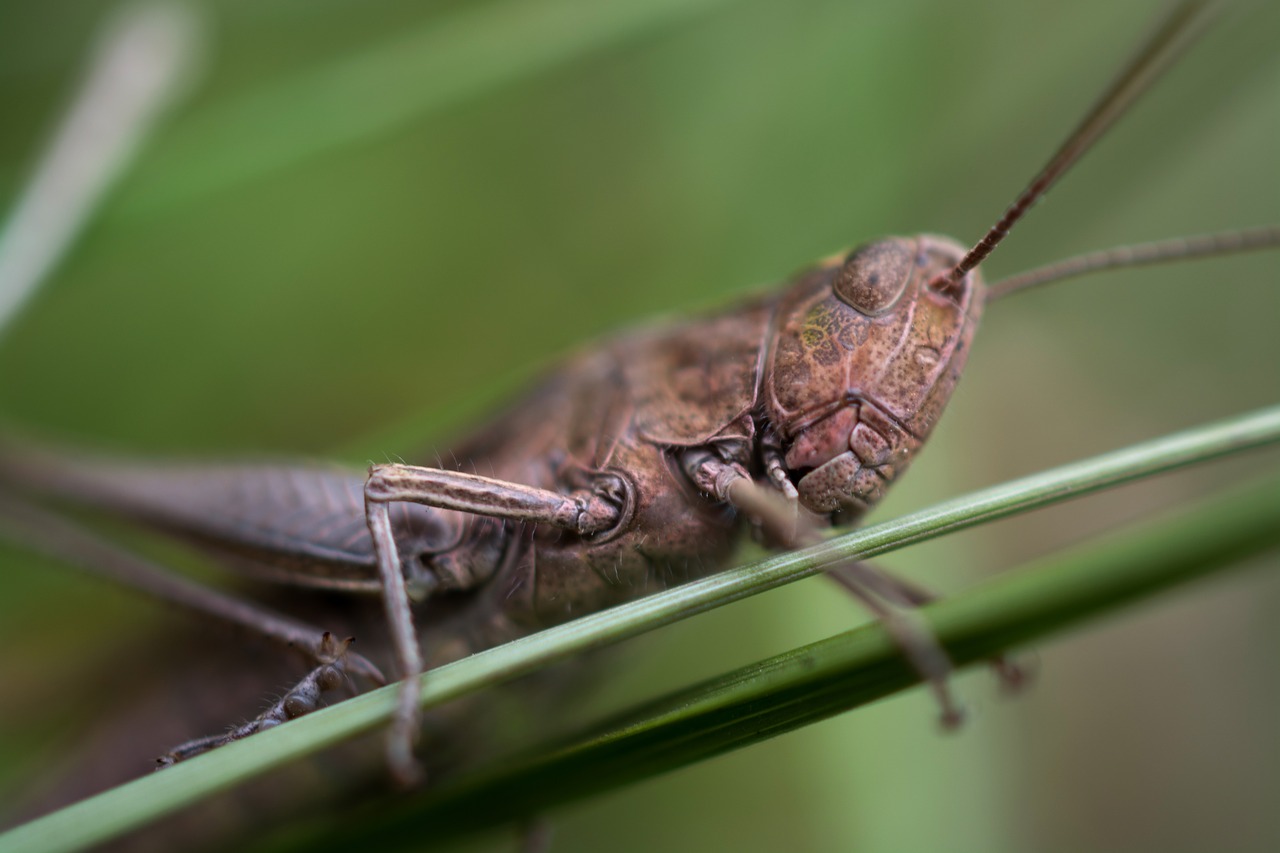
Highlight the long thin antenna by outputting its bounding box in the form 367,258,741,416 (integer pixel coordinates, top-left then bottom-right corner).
931,0,1222,294
987,226,1280,301
0,3,203,339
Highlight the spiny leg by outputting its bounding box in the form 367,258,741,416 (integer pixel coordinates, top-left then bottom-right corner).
362,463,623,786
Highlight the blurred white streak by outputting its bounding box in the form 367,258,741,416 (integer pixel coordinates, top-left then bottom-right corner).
0,3,204,339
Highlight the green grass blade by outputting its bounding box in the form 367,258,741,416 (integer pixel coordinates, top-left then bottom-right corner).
292,471,1280,848
3,403,1278,853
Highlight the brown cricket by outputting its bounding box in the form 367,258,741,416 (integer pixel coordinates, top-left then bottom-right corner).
0,0,1277,844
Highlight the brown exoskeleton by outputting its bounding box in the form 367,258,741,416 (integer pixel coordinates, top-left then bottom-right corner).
0,229,986,770
1,0,1278,849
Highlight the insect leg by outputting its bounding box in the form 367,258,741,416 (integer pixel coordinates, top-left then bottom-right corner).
0,490,385,683
818,563,963,727
362,462,624,785
826,562,1028,691
681,451,964,726
157,633,355,767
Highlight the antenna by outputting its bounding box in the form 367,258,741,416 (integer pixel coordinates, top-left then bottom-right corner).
987,226,1280,300
930,0,1222,294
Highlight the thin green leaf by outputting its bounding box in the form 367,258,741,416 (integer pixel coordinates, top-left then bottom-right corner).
3,403,1279,853
291,470,1280,849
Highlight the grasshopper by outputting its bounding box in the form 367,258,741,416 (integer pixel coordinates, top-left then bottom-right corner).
1,0,1278,850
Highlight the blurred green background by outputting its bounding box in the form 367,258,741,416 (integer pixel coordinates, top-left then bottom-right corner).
1,0,1278,850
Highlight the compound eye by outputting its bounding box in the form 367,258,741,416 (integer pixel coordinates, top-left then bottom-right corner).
832,238,915,316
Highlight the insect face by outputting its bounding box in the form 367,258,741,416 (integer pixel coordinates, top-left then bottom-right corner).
763,235,982,522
